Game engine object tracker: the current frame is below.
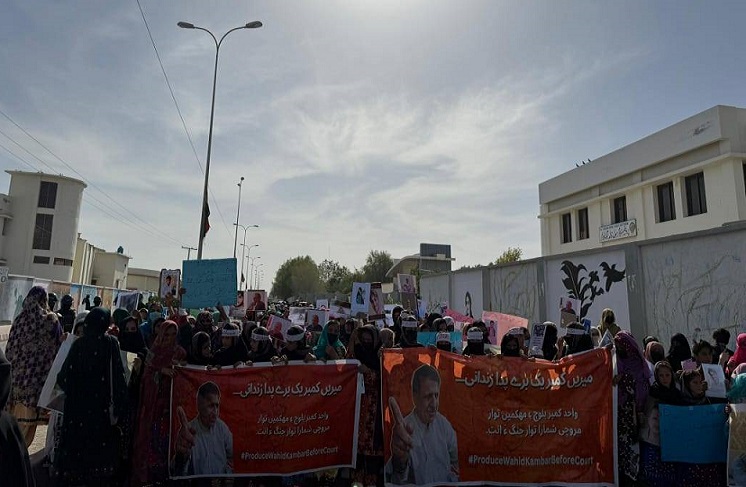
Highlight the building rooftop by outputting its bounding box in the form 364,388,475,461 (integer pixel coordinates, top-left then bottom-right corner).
6,170,87,188
538,105,746,205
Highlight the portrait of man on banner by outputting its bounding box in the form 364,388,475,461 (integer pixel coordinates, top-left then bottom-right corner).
385,364,459,485
172,381,233,476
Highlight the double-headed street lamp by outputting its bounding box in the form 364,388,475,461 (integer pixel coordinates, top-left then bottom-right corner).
234,223,258,283
178,20,263,260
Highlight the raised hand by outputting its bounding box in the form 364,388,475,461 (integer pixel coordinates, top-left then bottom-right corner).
389,397,414,470
175,406,196,456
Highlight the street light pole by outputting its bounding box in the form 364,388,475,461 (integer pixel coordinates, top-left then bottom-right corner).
254,263,264,288
245,245,257,288
234,224,258,286
240,243,259,289
178,20,263,260
249,256,261,289
233,176,244,258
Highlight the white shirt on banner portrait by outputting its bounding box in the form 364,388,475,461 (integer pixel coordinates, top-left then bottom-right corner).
177,417,233,476
386,411,459,485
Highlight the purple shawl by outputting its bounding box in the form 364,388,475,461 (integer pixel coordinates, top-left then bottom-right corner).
615,330,651,411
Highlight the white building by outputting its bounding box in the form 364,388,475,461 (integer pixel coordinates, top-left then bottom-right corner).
539,105,746,256
1,171,86,281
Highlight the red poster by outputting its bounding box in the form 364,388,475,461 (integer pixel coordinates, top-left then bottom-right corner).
382,348,616,486
169,361,361,479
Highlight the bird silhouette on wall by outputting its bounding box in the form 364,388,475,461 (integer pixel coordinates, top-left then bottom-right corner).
560,260,626,320
600,263,626,292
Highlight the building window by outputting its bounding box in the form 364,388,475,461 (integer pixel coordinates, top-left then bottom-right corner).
32,213,53,250
577,208,589,240
38,181,58,209
33,256,50,264
657,182,676,223
684,172,707,216
613,196,627,224
561,213,572,243
53,257,73,266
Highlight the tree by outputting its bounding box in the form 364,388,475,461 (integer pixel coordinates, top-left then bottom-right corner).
271,256,322,300
492,247,523,265
319,259,353,294
361,250,394,283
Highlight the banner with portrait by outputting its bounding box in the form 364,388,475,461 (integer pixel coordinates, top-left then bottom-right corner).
169,361,362,479
381,347,616,486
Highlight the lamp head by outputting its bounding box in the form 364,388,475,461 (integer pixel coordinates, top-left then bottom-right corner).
245,21,263,29
177,21,195,29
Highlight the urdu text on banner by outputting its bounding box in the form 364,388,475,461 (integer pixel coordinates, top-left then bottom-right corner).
381,347,616,486
169,361,362,479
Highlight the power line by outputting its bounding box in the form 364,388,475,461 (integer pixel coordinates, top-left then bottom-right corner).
0,135,186,247
0,108,186,247
135,0,235,242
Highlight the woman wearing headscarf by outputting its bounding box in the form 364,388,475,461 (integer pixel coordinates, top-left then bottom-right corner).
639,361,681,487
246,326,277,364
313,320,347,360
5,285,62,446
597,308,620,338
665,333,692,373
500,333,521,357
644,342,666,383
118,315,147,357
676,368,727,486
464,327,487,356
212,322,249,367
613,330,651,486
189,331,213,366
557,323,594,358
347,325,384,485
727,333,746,376
0,347,34,486
55,307,128,486
542,322,559,361
274,325,315,362
130,320,186,485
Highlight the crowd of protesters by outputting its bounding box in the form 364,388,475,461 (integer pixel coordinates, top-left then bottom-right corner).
1,286,744,487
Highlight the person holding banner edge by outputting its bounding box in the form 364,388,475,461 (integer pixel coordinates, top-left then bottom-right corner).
386,364,459,485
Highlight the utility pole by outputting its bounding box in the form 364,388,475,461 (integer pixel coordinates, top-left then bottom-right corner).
182,246,198,260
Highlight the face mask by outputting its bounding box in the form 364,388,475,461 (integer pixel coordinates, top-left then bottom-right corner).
327,333,339,344
436,342,451,352
403,330,417,343
605,316,614,325
148,312,161,324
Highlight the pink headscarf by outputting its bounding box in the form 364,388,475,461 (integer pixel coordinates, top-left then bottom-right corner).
728,333,746,372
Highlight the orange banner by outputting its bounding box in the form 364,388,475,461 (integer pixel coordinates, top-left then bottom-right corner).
382,348,615,486
169,361,361,479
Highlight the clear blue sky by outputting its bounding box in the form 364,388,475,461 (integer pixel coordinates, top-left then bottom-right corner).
1,1,745,288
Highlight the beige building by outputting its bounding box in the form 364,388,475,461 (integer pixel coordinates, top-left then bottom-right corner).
127,267,160,293
539,105,746,256
1,171,86,281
